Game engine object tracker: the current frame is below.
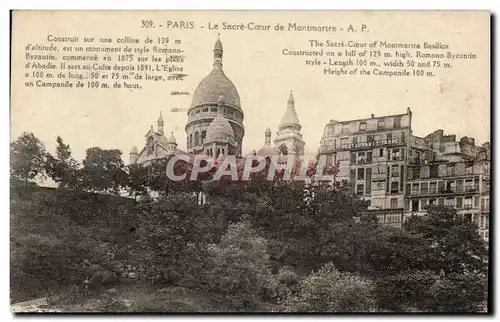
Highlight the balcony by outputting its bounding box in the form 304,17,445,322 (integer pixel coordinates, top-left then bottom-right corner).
407,184,479,196
319,138,405,153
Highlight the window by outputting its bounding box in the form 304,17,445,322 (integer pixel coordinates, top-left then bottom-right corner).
342,124,349,134
340,138,349,148
464,213,472,222
378,120,384,129
464,196,473,208
445,198,454,207
194,132,200,146
430,181,437,194
420,199,428,211
359,122,366,131
430,165,438,177
358,152,366,164
387,132,393,141
446,180,455,192
412,167,421,179
351,153,357,164
391,165,399,177
429,198,437,205
211,107,217,112
356,184,364,195
394,116,401,128
464,179,473,191
326,127,333,136
411,183,419,195
373,180,385,190
367,134,375,143
357,168,365,180
390,198,398,209
456,197,463,208
392,148,401,161
352,136,358,145
401,131,406,143
390,181,399,193
465,164,473,174
447,165,455,176
379,148,384,157
438,198,444,206
367,152,373,163
411,199,419,211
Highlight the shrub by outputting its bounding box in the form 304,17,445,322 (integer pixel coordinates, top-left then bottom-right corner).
201,222,275,310
281,262,375,312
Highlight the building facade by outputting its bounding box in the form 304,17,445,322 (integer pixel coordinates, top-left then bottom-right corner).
318,110,491,240
318,109,412,228
406,131,490,241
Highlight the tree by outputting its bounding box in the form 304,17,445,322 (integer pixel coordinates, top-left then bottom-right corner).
373,205,489,312
81,147,127,194
127,163,148,200
404,205,488,276
281,262,375,312
201,221,276,310
45,136,80,188
133,192,221,284
10,132,46,186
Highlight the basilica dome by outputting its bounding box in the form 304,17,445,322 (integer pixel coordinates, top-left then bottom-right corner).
190,68,241,109
190,37,241,110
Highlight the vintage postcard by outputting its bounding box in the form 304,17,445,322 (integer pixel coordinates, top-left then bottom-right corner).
10,10,490,313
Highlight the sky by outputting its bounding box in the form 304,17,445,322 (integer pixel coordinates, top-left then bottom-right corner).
11,11,490,162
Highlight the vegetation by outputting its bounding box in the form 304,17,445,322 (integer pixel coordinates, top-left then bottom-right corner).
10,132,489,312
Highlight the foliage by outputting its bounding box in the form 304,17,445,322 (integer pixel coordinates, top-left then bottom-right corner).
404,205,488,276
127,163,148,199
281,262,375,312
200,222,276,310
10,132,46,185
81,147,127,194
45,136,80,188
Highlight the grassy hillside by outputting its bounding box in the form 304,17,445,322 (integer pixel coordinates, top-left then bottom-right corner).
10,185,138,303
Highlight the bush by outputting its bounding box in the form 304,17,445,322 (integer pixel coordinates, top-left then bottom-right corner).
281,262,375,312
374,270,437,312
201,222,275,310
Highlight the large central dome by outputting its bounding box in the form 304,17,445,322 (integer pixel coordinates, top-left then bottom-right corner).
185,36,245,155
190,68,241,109
190,37,241,110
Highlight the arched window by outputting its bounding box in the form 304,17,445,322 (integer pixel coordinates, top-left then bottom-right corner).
201,131,206,144
216,148,221,158
147,136,154,155
189,134,192,149
279,145,288,156
195,132,199,146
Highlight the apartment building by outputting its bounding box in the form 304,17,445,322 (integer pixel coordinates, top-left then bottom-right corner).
318,108,412,228
318,110,491,239
407,131,490,241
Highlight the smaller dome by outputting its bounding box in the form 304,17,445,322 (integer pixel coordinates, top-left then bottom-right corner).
257,145,275,157
167,132,177,145
206,115,234,143
130,146,138,154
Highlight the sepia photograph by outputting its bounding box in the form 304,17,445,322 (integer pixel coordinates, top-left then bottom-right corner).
9,10,490,313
